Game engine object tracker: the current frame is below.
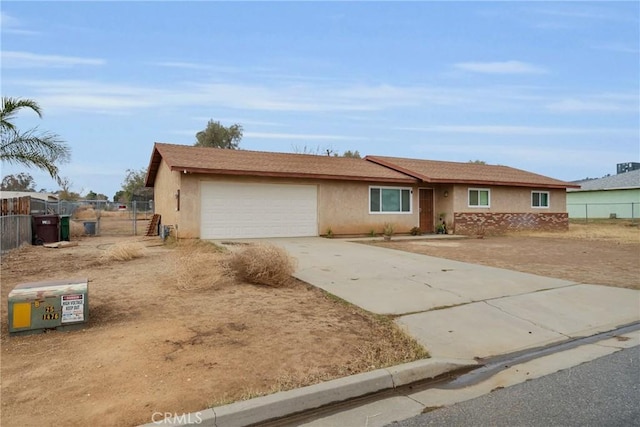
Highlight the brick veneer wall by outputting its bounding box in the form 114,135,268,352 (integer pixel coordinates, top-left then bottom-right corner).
453,212,569,234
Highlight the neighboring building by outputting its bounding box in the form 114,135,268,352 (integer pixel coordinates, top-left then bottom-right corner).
617,162,640,174
0,191,58,202
0,191,59,214
567,169,640,220
145,143,579,239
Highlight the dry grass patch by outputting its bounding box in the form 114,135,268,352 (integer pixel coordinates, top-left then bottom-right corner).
73,206,100,220
1,236,430,426
70,220,85,237
354,313,429,368
174,240,229,291
371,220,639,289
100,241,147,262
213,290,429,406
228,243,297,287
507,220,639,244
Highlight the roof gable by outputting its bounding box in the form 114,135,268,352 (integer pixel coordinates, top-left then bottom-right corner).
365,155,579,189
145,143,417,186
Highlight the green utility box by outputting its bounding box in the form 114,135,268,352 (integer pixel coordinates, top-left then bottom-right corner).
8,278,89,335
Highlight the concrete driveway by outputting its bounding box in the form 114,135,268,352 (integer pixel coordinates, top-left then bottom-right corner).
271,237,640,360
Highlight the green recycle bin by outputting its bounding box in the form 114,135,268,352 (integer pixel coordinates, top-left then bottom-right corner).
59,215,70,241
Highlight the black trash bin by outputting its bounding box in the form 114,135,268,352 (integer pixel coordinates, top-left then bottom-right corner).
32,215,60,245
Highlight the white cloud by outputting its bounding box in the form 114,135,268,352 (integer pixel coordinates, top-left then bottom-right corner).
590,43,639,54
546,95,638,113
454,60,547,74
146,61,242,73
244,132,364,141
398,125,636,136
529,5,635,22
192,117,284,127
10,79,157,113
0,12,40,36
10,75,635,121
1,51,105,68
149,61,209,70
39,94,154,111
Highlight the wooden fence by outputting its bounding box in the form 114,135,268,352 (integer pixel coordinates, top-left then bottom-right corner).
1,196,31,216
1,215,32,253
1,197,33,252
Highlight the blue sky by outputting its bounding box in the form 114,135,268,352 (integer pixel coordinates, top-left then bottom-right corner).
1,1,638,200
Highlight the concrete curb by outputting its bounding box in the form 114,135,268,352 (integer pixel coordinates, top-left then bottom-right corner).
143,358,477,427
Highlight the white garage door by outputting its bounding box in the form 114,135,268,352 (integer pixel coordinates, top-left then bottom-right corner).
200,182,318,239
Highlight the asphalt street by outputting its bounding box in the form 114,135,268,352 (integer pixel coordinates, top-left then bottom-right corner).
388,345,640,427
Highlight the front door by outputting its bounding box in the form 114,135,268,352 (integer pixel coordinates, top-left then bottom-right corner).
419,189,434,233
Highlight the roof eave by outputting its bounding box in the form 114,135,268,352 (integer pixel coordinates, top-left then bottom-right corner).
431,178,579,189
144,144,163,187
172,166,417,184
568,186,638,192
365,156,577,188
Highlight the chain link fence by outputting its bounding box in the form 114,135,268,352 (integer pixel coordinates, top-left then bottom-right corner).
71,200,155,236
568,202,639,222
1,199,155,252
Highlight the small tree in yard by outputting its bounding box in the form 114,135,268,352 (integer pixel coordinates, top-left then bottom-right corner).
195,120,243,149
120,168,154,202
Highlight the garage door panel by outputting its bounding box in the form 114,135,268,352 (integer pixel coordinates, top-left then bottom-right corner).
200,182,318,239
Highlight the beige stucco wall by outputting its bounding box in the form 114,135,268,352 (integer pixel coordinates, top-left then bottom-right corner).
452,185,567,213
156,173,423,238
153,160,181,232
152,169,568,238
431,185,455,226
318,180,419,235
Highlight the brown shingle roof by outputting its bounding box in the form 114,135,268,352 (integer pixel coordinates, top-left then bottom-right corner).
145,143,417,186
365,156,580,189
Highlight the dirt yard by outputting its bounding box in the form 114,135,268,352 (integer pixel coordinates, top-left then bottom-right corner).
2,221,637,426
369,221,640,290
0,237,424,427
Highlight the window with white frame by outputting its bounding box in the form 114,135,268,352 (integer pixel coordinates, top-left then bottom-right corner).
468,188,490,207
532,191,550,208
369,187,412,213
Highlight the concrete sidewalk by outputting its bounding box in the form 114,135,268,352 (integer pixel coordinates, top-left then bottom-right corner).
274,237,640,360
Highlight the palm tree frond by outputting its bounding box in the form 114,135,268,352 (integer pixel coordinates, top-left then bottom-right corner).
1,97,43,133
1,128,70,164
0,97,70,181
